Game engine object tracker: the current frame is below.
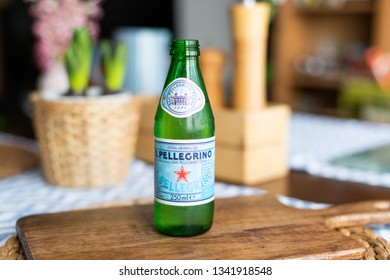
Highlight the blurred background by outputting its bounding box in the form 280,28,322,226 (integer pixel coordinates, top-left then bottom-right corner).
0,0,389,137
2,1,390,259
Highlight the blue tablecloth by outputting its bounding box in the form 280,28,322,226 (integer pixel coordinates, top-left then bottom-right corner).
1,113,390,247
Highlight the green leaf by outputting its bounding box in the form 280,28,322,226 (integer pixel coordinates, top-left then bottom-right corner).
64,27,93,95
100,40,128,92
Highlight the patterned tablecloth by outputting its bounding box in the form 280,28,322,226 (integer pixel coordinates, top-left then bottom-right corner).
1,113,390,247
289,113,390,187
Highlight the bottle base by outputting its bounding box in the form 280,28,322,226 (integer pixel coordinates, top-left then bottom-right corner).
154,200,214,237
156,224,212,237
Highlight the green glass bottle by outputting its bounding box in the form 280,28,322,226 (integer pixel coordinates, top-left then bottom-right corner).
154,39,215,237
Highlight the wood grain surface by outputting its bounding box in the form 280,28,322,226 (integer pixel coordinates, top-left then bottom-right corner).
17,194,390,260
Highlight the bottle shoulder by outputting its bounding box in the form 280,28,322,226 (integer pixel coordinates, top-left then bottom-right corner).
154,104,214,139
155,54,214,139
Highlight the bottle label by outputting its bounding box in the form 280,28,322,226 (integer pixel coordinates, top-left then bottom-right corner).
161,78,205,118
154,137,215,206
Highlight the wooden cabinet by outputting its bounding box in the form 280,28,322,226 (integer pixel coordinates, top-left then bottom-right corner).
271,0,390,112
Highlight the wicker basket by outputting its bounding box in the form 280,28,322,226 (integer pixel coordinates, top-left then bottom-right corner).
31,92,140,188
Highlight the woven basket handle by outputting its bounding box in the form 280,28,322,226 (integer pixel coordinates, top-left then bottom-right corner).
324,200,390,228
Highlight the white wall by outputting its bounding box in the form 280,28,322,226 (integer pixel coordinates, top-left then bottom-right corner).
175,0,237,51
174,0,238,99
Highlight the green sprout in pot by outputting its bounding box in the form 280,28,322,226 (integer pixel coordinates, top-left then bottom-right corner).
64,27,93,96
100,40,127,94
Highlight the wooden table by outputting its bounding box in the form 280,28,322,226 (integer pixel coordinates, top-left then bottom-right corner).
258,170,390,205
17,170,390,260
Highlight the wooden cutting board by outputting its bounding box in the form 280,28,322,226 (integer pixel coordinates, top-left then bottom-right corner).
17,194,390,260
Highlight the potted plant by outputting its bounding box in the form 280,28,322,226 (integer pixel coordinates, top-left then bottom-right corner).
31,27,140,188
25,0,103,93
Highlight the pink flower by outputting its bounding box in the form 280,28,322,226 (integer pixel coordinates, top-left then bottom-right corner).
26,0,103,71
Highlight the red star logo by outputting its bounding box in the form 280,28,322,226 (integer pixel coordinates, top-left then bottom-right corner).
174,166,191,182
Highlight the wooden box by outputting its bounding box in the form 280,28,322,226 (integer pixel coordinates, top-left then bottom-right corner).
134,96,158,163
214,105,290,185
135,96,290,185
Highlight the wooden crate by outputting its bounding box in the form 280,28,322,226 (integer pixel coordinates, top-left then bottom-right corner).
134,96,158,163
215,105,290,185
135,96,290,185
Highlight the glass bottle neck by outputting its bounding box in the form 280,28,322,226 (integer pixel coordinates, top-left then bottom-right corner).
170,39,200,57
165,40,203,86
171,55,199,62
168,55,201,80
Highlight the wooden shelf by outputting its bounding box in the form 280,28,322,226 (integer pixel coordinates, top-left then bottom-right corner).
271,0,390,108
295,1,374,15
294,72,341,91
